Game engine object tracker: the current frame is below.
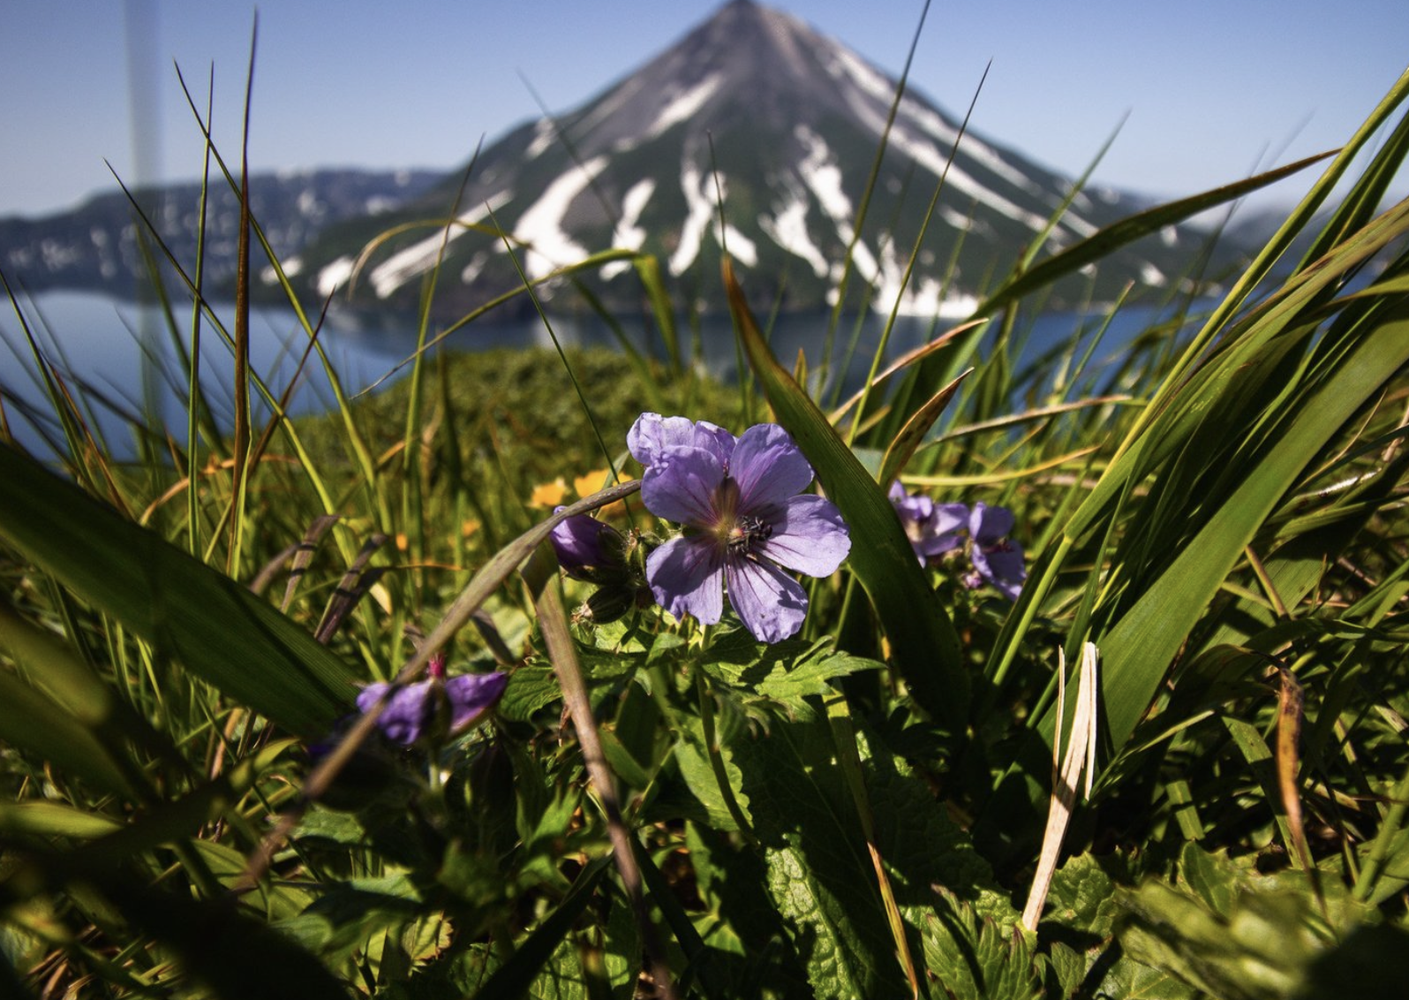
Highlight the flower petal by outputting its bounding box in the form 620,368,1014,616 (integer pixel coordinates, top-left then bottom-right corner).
628,413,733,467
970,502,1015,543
444,671,509,731
725,557,809,643
757,494,851,577
973,540,1026,601
640,445,726,527
934,502,969,536
888,482,934,522
647,535,725,625
729,423,814,509
358,680,433,745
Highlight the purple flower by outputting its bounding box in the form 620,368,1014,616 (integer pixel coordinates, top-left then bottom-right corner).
628,413,850,643
964,502,1026,601
357,656,508,746
549,507,628,583
888,483,967,565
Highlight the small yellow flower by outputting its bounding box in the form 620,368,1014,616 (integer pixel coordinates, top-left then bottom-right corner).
573,469,611,499
528,477,568,509
573,468,634,518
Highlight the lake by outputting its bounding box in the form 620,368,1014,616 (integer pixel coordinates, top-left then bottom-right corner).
0,288,1201,460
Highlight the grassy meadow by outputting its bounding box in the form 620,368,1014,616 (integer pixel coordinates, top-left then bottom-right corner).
2,48,1409,1000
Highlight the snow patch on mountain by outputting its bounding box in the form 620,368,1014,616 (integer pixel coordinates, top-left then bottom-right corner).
1140,262,1167,287
460,252,488,286
601,178,657,278
370,194,509,298
525,120,556,161
819,42,1097,239
514,157,609,280
670,160,756,274
760,180,829,278
318,254,356,297
648,72,725,138
793,126,880,283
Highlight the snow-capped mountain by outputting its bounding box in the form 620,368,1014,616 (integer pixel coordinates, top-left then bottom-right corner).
293,0,1215,319
2,1,1226,317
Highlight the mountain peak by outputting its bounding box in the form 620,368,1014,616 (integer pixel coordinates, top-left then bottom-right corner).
283,2,1215,317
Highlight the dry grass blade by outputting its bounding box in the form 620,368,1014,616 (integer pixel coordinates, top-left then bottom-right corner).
314,534,388,644
524,548,677,1000
878,368,971,490
1022,642,1099,931
1275,665,1315,876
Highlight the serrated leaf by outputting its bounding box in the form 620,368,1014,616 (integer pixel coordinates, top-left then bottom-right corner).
498,664,563,721
1040,851,1127,940
1040,940,1089,1000
471,859,608,1000
923,889,1042,1000
755,650,884,704
1086,950,1202,1000
732,714,1007,998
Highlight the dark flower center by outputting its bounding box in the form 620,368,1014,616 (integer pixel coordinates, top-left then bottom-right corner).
728,514,773,555
710,476,773,556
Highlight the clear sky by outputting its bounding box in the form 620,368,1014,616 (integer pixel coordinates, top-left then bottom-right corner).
3,0,1406,219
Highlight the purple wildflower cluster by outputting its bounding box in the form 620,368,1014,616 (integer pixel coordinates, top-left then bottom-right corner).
627,413,851,643
357,653,508,746
888,483,1027,600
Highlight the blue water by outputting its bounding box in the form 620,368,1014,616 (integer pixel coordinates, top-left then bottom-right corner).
0,289,1207,460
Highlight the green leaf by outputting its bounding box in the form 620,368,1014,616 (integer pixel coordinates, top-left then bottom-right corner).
732,713,1007,998
723,261,968,729
737,717,908,997
0,444,356,736
1040,851,1128,940
0,801,122,840
1097,301,1409,750
674,723,751,833
1085,949,1202,1000
922,890,1043,1000
1040,941,1089,1000
700,638,884,718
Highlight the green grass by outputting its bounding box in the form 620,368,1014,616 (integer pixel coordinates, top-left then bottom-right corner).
1,50,1408,1000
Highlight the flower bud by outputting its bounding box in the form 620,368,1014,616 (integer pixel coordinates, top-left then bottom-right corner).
549,509,630,584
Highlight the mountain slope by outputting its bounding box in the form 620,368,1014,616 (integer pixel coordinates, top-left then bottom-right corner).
292,0,1222,319
0,169,442,296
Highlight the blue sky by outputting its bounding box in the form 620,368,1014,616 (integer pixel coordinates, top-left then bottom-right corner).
3,0,1406,218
